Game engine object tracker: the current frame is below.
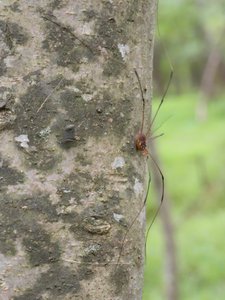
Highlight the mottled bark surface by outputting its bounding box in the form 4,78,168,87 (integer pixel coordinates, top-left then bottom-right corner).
0,1,156,299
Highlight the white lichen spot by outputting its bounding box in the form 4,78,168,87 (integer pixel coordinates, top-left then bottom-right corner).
4,55,17,68
118,43,130,60
39,126,51,138
68,86,81,93
84,244,101,255
111,156,125,169
113,213,124,223
139,208,145,226
134,178,143,196
15,134,29,148
82,93,93,102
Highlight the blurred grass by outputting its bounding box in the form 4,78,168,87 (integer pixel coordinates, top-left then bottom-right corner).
143,94,225,299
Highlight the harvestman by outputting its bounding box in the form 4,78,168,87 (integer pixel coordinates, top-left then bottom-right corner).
116,67,173,266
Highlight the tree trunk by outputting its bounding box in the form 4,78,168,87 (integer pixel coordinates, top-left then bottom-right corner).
149,140,178,300
0,1,156,299
195,0,223,121
196,46,221,121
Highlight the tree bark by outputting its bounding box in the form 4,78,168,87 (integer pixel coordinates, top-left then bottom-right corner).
0,1,156,299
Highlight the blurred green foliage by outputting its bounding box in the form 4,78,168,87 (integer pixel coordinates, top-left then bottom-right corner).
143,95,225,299
154,0,225,94
143,1,225,298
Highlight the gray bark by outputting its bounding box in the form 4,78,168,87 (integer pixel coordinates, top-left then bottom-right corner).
0,1,156,299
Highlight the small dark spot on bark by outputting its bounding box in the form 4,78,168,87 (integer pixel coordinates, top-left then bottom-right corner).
82,204,112,220
9,1,21,12
60,124,76,147
82,9,97,21
0,101,7,109
96,107,103,113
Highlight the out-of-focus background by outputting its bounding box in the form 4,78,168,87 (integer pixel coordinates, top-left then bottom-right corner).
143,0,225,299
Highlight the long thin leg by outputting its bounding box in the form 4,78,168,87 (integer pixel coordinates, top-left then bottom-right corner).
115,167,151,268
36,76,64,114
150,133,164,140
146,0,174,138
145,152,164,254
151,115,172,136
41,14,95,54
134,69,145,133
146,70,173,138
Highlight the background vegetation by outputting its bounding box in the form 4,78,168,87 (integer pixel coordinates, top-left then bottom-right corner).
143,0,225,299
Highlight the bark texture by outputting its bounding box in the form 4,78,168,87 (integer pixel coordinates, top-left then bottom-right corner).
0,1,156,299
